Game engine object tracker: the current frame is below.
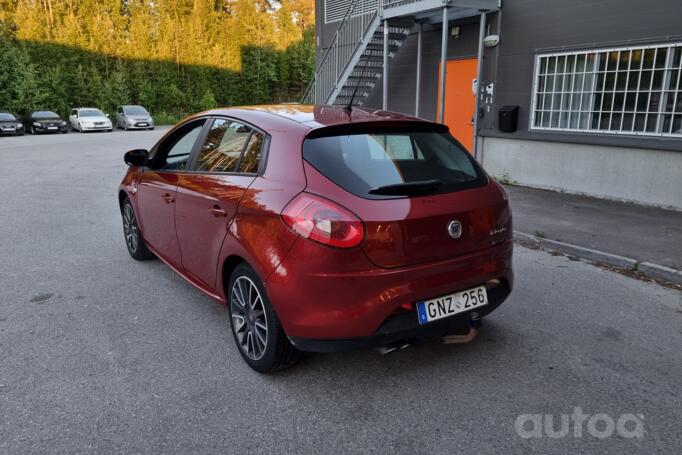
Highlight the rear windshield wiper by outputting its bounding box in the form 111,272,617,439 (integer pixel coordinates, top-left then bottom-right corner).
368,179,442,196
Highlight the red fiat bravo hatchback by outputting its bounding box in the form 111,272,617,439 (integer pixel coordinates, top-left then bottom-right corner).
118,105,513,372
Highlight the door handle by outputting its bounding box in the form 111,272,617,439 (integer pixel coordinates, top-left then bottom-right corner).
161,193,175,204
209,206,227,217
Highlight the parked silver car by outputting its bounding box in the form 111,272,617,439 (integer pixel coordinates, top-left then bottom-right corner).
69,108,113,132
115,105,155,130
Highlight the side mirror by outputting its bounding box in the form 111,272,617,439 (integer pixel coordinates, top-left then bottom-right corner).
106,113,110,118
124,149,149,167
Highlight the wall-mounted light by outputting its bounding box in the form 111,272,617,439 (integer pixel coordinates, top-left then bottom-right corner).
483,34,500,47
451,26,461,39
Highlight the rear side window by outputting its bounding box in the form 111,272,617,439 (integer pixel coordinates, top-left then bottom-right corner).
303,130,486,199
239,132,264,173
195,118,264,174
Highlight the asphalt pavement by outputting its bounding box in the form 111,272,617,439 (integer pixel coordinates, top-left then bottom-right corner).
0,130,681,454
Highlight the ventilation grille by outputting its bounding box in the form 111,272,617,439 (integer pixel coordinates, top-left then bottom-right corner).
324,0,379,24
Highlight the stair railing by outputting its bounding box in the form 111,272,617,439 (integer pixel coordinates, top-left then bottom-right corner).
302,0,383,104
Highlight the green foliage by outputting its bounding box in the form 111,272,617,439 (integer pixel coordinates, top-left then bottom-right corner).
153,112,185,126
0,1,316,119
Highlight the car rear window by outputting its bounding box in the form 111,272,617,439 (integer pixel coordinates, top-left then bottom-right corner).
302,129,487,199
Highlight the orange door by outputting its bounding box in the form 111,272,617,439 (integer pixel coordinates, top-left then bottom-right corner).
437,58,478,153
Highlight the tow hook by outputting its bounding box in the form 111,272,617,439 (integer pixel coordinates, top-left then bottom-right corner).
442,312,482,345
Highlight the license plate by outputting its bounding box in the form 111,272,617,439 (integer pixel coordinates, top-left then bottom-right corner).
138,122,148,126
416,285,488,325
47,126,57,130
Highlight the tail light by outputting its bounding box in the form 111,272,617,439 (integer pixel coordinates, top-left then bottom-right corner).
282,193,364,248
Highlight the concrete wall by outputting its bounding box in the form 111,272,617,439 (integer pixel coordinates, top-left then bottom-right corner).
480,137,682,210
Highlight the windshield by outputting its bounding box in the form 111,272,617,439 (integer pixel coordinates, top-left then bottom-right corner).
80,109,105,117
0,113,16,121
33,111,60,119
124,106,148,116
303,130,486,199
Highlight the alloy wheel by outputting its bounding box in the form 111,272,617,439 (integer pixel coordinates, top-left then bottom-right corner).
230,276,268,360
122,204,139,254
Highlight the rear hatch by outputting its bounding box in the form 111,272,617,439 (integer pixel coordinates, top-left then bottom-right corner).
302,123,511,268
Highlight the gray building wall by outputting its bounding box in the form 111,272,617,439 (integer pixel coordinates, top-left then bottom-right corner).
485,0,682,152
315,0,682,209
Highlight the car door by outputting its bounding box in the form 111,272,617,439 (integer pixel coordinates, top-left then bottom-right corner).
136,119,207,267
174,117,266,290
69,109,78,129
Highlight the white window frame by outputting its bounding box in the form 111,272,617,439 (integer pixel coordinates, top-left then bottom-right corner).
530,42,682,138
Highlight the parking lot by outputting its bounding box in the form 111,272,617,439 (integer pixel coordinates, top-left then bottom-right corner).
1,130,681,453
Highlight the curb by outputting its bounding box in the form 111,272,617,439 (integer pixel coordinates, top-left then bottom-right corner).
638,262,682,284
513,231,682,285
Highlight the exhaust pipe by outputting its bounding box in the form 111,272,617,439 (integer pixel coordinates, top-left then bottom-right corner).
442,312,482,345
376,342,410,356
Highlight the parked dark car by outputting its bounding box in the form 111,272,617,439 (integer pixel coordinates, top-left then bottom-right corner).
26,110,69,134
0,111,24,136
118,105,513,373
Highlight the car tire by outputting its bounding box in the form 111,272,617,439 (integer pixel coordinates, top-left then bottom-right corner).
121,198,155,261
228,263,299,373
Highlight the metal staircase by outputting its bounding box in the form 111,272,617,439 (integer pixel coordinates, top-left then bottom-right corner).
301,0,500,107
302,0,414,106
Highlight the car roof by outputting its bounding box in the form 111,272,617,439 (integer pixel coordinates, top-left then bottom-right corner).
197,104,438,132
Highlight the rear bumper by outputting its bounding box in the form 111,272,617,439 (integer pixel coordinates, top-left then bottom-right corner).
266,237,513,346
289,281,510,352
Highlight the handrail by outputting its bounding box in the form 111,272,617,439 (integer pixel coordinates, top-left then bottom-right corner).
302,0,381,104
301,0,435,104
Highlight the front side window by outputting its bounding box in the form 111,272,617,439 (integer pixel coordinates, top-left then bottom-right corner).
150,121,205,171
195,119,253,173
303,129,486,199
531,43,682,137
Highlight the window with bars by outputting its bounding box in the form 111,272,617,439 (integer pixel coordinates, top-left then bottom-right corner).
531,43,682,137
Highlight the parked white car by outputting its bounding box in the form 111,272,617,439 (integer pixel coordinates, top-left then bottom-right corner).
69,108,113,132
115,105,155,130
